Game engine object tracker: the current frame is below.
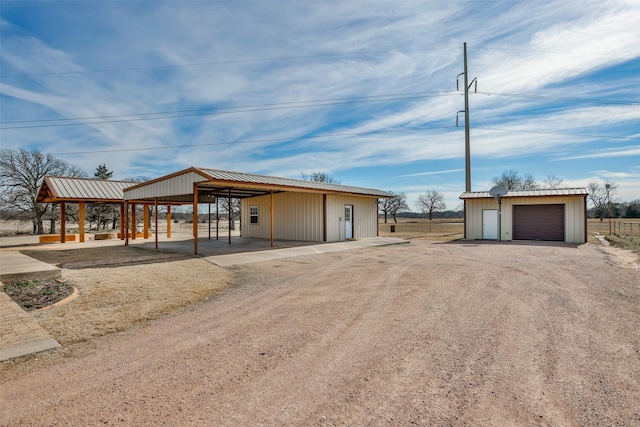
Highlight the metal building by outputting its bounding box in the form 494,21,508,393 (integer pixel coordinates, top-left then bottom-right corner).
124,167,390,253
460,188,588,243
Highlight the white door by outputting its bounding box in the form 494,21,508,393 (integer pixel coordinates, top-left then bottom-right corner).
483,209,498,240
345,205,353,239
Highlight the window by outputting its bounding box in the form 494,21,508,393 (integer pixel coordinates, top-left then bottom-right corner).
250,206,259,224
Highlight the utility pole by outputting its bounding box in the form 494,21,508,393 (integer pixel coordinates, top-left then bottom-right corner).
457,42,476,192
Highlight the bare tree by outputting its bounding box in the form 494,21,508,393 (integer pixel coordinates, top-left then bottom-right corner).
416,190,446,220
219,197,242,230
379,192,409,223
588,181,617,221
0,148,85,234
301,171,340,184
542,175,564,189
491,170,537,190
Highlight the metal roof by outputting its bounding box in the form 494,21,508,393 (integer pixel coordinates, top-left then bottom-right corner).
124,167,391,201
460,187,589,199
36,176,133,203
197,168,391,197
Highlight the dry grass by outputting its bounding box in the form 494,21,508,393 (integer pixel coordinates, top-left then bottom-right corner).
25,246,232,346
379,218,465,242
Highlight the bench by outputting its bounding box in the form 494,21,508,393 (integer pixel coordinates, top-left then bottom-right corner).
39,234,79,243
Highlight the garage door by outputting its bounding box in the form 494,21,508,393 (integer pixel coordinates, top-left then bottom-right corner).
513,204,565,241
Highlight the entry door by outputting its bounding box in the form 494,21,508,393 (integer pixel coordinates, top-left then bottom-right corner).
345,205,353,239
483,209,498,240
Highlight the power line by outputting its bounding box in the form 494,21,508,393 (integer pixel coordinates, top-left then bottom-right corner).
0,47,453,78
476,91,640,106
0,91,460,129
476,126,640,140
50,126,452,156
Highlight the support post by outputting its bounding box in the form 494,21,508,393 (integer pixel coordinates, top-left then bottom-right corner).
167,205,171,238
216,198,219,240
270,191,274,248
193,183,198,255
120,203,125,240
154,198,159,251
323,194,327,242
143,205,149,239
208,200,211,240
228,189,232,245
79,201,85,242
131,203,137,240
124,201,129,246
60,202,66,243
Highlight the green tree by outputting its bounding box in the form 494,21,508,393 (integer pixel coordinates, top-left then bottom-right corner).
0,148,85,234
90,164,115,230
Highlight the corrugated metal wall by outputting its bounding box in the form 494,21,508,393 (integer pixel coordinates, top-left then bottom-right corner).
241,192,324,241
241,192,379,242
326,195,378,241
465,196,586,243
124,172,206,200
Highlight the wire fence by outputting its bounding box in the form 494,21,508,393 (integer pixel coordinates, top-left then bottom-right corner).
613,220,640,243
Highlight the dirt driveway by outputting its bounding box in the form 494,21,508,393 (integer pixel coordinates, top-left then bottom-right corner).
1,240,639,426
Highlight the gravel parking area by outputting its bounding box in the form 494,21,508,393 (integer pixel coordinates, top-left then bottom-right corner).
1,240,639,426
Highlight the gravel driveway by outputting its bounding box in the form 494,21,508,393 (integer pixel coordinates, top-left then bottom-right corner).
1,240,639,426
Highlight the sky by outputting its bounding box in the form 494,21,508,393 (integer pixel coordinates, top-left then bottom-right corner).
1,0,639,211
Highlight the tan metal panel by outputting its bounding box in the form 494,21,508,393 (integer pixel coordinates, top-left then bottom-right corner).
124,171,207,200
326,194,379,241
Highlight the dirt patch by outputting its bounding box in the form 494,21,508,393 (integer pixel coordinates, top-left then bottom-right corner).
3,279,74,311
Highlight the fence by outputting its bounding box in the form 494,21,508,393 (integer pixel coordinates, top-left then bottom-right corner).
613,220,640,242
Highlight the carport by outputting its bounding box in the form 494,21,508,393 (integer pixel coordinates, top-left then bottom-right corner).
123,167,390,255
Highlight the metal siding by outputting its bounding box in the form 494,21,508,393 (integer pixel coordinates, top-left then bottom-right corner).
241,193,323,241
465,199,499,239
326,194,378,241
124,172,206,200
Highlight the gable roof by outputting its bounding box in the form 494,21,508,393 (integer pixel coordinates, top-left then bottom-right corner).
460,188,588,199
36,176,133,203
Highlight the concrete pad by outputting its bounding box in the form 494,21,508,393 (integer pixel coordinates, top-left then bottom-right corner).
208,237,408,266
0,292,61,361
0,250,61,284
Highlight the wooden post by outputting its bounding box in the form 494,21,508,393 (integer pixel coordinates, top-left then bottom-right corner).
154,198,158,251
131,203,137,240
124,201,129,246
60,202,66,243
143,205,149,239
216,197,219,240
228,188,231,245
79,201,85,242
166,205,171,238
120,203,125,240
270,191,274,248
193,183,198,255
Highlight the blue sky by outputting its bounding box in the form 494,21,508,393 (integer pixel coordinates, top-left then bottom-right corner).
1,0,638,210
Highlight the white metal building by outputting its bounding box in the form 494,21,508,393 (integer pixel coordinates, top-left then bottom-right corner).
460,188,588,243
124,167,390,253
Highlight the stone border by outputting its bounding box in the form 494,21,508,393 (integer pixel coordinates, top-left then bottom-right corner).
33,286,79,313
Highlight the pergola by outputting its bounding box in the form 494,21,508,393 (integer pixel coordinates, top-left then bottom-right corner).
35,176,178,244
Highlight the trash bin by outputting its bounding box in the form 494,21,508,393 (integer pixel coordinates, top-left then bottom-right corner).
390,225,395,232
